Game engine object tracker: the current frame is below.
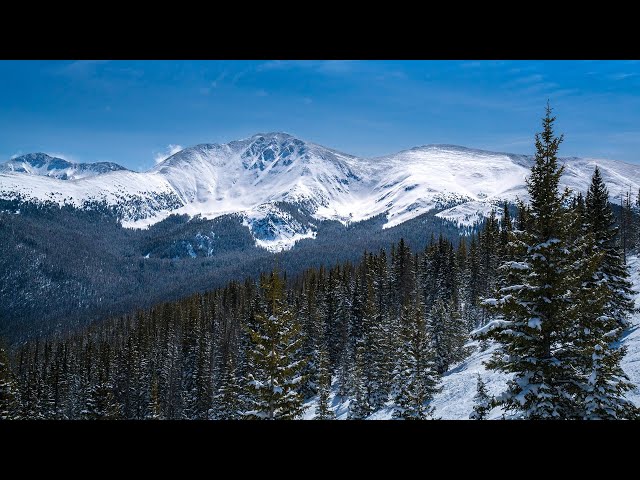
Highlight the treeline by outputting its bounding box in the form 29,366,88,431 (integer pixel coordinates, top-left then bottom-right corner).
0,203,516,419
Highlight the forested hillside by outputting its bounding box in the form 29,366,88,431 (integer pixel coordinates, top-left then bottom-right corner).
0,199,462,342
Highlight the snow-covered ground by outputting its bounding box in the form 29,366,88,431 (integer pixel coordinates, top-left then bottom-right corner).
620,254,640,407
3,133,640,251
303,254,640,419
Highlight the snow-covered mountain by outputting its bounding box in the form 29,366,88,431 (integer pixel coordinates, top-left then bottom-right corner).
2,133,639,251
0,153,129,180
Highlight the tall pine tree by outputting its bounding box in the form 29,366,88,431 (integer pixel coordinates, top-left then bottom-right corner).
392,300,440,419
0,341,18,420
585,167,636,328
243,269,307,420
475,104,580,418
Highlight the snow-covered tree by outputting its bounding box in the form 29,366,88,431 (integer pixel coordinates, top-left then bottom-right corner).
0,342,18,420
347,341,370,419
82,343,121,420
567,168,639,419
469,374,492,420
585,166,636,328
392,302,440,419
243,270,307,420
427,299,469,375
315,347,335,419
146,373,163,420
476,105,638,419
475,104,580,419
210,356,241,420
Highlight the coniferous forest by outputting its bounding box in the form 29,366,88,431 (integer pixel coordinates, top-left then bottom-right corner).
1,106,639,420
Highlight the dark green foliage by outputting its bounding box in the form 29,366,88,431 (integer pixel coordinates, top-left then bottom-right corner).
469,374,492,420
315,347,335,419
243,270,307,420
0,199,467,344
427,299,469,375
0,229,482,420
476,105,638,419
569,168,638,419
0,341,18,420
392,301,440,419
585,167,636,328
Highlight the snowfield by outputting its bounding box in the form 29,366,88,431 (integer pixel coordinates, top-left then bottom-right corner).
2,133,640,252
302,254,640,419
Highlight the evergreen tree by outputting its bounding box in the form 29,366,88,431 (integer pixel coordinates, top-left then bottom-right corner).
315,346,335,419
620,191,633,262
146,373,163,420
500,201,513,253
82,343,121,419
347,340,370,419
392,301,440,419
211,356,241,419
476,104,579,419
465,235,483,330
585,167,636,328
361,255,388,411
478,210,500,306
427,299,469,375
243,269,307,420
469,374,492,420
297,272,325,399
0,342,18,420
569,168,639,419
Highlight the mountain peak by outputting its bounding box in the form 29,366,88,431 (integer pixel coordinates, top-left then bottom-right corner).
1,153,129,180
247,131,296,141
12,152,68,167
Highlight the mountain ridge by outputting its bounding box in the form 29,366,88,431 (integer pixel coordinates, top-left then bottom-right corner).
2,133,639,251
0,152,129,180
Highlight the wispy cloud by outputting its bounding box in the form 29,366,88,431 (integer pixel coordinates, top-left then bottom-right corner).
47,152,79,163
517,82,560,95
374,70,407,82
56,60,110,79
303,97,313,105
10,150,24,160
512,74,544,85
460,61,482,69
460,60,506,69
202,70,230,93
210,70,228,88
256,60,357,76
153,144,183,164
609,72,637,81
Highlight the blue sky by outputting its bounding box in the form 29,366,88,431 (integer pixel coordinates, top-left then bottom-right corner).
1,60,639,170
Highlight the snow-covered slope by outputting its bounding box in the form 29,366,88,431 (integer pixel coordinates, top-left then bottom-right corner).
0,153,129,180
2,134,639,251
302,254,640,419
0,169,182,222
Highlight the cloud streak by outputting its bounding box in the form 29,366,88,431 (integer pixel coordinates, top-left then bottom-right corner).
610,72,637,81
154,144,183,164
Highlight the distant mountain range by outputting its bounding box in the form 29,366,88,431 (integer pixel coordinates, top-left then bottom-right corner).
2,133,639,251
0,152,129,180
